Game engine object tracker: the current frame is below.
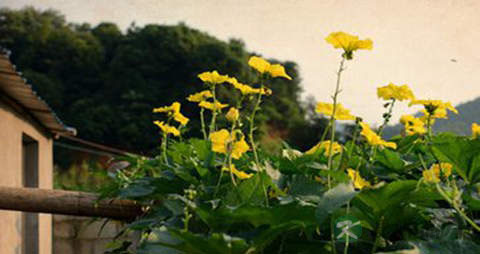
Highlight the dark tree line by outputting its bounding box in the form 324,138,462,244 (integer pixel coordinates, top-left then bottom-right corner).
0,7,328,154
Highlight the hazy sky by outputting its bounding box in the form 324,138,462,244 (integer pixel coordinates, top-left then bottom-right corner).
2,0,479,125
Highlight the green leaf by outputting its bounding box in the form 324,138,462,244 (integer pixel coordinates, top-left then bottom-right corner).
432,133,480,183
375,148,405,172
195,202,317,231
315,183,357,224
353,181,439,237
224,171,274,206
142,228,249,254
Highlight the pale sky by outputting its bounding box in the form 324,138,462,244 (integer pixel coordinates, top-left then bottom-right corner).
2,0,480,125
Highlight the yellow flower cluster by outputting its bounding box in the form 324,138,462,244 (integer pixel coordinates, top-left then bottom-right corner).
410,99,458,119
472,123,480,139
153,101,180,113
400,115,427,135
152,101,189,138
248,56,292,80
197,71,230,84
423,163,452,183
186,90,213,102
153,121,180,137
360,122,397,149
153,102,189,125
228,77,272,95
222,164,253,180
210,129,250,159
315,102,355,120
305,140,342,156
198,100,228,111
326,32,373,60
377,83,415,101
347,169,371,190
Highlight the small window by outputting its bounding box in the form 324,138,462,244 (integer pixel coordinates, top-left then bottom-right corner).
22,134,39,254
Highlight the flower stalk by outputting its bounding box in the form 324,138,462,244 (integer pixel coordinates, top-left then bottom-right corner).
248,83,264,168
327,57,346,188
209,85,218,135
200,108,207,139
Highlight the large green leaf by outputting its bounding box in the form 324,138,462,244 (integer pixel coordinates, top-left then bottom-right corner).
315,183,357,224
140,228,249,254
224,171,275,206
375,148,405,172
353,181,439,237
195,202,317,231
432,133,480,183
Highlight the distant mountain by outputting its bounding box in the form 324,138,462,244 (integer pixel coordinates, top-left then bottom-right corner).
383,97,480,138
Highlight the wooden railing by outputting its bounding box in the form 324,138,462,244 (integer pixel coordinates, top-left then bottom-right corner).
0,186,142,221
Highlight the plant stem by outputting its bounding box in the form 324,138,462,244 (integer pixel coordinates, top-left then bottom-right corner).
369,99,396,164
327,57,346,188
348,122,360,157
249,86,263,168
200,108,207,139
209,85,218,136
343,202,351,254
320,121,332,142
331,216,337,254
162,132,168,163
426,114,433,140
228,124,238,187
377,99,396,137
371,216,384,254
435,183,480,232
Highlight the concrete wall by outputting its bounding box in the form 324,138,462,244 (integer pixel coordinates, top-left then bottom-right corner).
53,216,128,254
0,99,53,254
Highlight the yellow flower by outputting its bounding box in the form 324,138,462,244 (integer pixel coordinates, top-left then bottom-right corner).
248,56,292,80
153,102,189,125
423,163,453,183
198,100,229,111
209,129,250,159
305,140,342,156
173,112,189,125
400,115,426,135
153,121,180,136
222,164,253,180
326,32,373,60
231,137,250,159
269,64,292,80
228,77,273,95
187,90,213,102
248,56,270,73
198,70,230,84
472,123,480,139
410,99,458,119
360,122,397,149
377,83,415,101
347,169,371,190
315,102,355,120
226,107,239,122
153,102,181,114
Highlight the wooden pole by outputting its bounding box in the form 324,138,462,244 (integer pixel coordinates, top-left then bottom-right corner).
0,186,142,221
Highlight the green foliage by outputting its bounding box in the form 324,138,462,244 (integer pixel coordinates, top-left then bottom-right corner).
0,7,319,154
98,129,480,254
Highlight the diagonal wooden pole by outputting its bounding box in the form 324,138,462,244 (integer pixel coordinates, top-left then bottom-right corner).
0,186,142,221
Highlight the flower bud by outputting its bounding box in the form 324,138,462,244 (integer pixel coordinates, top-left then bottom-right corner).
226,107,240,122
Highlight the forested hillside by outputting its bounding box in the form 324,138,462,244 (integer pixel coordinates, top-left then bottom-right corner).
0,7,327,154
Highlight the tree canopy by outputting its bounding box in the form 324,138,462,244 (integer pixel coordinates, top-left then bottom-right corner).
0,7,327,154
